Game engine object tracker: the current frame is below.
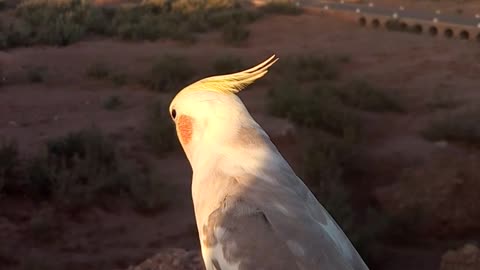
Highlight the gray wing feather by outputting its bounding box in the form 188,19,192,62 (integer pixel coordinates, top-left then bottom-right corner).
204,196,302,270
206,166,369,270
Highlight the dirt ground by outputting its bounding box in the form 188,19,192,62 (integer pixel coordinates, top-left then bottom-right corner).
1,1,480,270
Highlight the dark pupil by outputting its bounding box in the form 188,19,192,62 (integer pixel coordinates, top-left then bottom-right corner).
171,109,177,119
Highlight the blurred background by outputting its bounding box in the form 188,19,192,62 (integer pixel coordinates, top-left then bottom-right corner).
1,0,479,269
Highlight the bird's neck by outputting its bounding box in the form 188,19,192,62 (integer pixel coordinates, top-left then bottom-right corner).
189,126,274,233
190,122,273,177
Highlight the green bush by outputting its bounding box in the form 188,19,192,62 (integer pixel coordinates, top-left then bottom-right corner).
213,55,244,73
86,62,110,79
302,134,389,263
427,89,460,111
85,7,113,35
110,73,128,86
144,100,177,155
222,22,249,46
0,21,33,49
111,2,258,43
302,132,352,182
103,95,123,110
0,139,19,193
207,8,261,28
25,127,120,203
114,12,170,41
125,169,172,213
336,80,403,112
422,108,480,146
279,55,339,81
36,16,85,46
0,126,172,211
336,54,352,64
112,3,198,42
4,0,261,48
170,0,237,14
25,157,55,198
268,81,360,140
46,128,117,171
16,0,89,46
260,0,302,15
20,253,56,270
143,55,195,92
27,208,60,242
26,66,47,83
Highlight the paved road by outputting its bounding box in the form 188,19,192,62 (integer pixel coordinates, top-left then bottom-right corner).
304,1,480,28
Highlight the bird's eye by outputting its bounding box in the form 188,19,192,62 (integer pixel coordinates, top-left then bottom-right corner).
171,109,177,120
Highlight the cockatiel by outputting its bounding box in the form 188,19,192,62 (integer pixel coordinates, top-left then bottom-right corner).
168,55,369,270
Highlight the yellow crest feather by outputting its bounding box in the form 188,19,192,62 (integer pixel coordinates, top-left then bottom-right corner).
181,54,278,95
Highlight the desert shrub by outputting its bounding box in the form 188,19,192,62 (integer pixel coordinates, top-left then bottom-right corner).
4,0,261,48
86,62,110,79
170,0,237,14
427,88,460,111
206,8,261,28
0,33,6,50
35,16,85,46
25,157,55,198
268,81,360,140
12,1,113,45
336,54,352,64
20,253,57,270
87,62,123,85
125,169,172,213
169,25,197,43
45,128,116,170
25,127,121,204
260,0,302,15
111,1,256,42
144,100,177,155
26,66,47,83
143,54,195,92
267,80,301,118
84,7,113,35
0,139,19,193
113,11,178,41
103,95,123,110
302,132,352,182
0,127,171,211
213,55,244,73
110,73,128,86
422,107,480,146
222,22,249,46
104,7,198,43
0,21,33,49
336,80,403,112
27,207,60,242
278,55,339,81
303,134,389,263
16,0,89,46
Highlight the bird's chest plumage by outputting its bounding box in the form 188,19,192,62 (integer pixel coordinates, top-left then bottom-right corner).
191,170,245,270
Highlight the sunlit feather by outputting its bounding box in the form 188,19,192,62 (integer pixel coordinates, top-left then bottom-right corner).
180,54,278,95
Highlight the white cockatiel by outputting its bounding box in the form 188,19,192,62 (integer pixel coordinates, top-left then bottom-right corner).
168,55,369,270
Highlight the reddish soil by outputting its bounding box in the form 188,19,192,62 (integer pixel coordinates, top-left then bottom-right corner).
1,2,480,270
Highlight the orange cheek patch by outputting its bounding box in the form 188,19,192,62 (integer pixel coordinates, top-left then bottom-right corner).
177,115,193,145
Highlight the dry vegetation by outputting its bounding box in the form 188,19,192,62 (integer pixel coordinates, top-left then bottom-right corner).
1,0,479,269
0,0,301,49
266,54,402,263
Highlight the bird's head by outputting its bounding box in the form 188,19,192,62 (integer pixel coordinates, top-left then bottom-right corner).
168,55,278,167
